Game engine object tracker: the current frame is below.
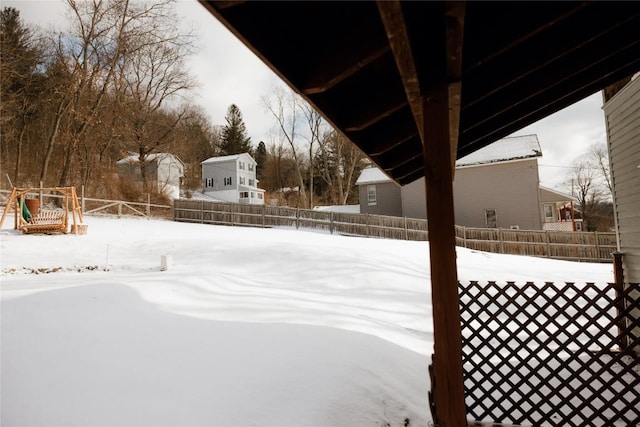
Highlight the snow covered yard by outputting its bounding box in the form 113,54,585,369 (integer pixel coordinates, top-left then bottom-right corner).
0,216,614,426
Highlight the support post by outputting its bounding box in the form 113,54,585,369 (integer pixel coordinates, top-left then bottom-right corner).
612,251,628,350
423,89,466,426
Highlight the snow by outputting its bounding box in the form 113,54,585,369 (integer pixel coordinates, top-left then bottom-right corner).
455,134,542,167
355,167,393,185
1,216,614,426
313,205,360,214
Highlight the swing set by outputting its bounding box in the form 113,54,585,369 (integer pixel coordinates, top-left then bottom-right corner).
0,187,85,234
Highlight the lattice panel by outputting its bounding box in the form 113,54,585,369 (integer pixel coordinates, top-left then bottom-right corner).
456,281,640,427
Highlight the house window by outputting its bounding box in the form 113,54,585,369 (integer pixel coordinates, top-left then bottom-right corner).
367,185,377,206
251,192,256,198
239,191,249,198
239,176,246,185
239,161,245,170
204,178,218,189
224,177,232,186
248,163,254,171
249,178,255,187
257,193,263,200
485,209,497,228
544,204,555,222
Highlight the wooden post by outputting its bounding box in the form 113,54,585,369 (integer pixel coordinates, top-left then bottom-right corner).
423,88,466,426
81,185,85,214
462,226,467,248
612,251,628,350
366,213,370,237
404,216,408,240
147,194,151,217
594,231,600,261
330,211,334,234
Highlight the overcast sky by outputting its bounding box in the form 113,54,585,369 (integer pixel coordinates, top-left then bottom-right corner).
5,0,610,192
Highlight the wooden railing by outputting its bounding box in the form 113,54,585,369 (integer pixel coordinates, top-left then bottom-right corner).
0,188,173,219
174,200,617,263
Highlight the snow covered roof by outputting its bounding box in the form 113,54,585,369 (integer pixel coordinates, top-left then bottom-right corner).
313,205,361,214
356,134,542,185
117,152,183,166
355,167,394,185
201,152,255,164
455,134,542,167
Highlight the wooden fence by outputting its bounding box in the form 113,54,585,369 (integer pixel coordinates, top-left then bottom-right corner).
174,200,617,263
0,188,173,219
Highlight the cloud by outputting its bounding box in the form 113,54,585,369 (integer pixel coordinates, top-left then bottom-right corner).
510,92,607,190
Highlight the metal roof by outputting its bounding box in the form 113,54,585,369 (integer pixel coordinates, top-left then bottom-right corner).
200,1,640,186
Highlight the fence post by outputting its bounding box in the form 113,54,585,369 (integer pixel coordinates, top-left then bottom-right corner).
404,216,408,240
499,228,504,253
366,213,370,237
296,208,299,230
462,226,467,248
118,202,122,217
262,205,266,228
147,194,151,217
330,211,334,234
595,231,600,261
612,251,628,350
545,230,551,258
231,203,235,226
200,200,204,223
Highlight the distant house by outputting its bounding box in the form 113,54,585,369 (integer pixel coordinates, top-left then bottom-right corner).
357,134,578,231
539,186,582,231
117,152,184,199
201,152,265,205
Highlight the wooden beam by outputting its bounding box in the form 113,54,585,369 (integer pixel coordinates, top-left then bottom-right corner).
423,84,467,427
301,46,390,95
377,1,467,425
376,0,425,144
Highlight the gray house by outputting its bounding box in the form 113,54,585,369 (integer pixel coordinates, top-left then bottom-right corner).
117,152,184,199
603,73,640,354
201,152,265,205
357,135,576,231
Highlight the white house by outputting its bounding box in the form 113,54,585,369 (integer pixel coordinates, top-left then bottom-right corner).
201,153,265,205
117,152,184,199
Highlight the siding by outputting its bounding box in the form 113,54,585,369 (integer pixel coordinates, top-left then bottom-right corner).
605,77,640,284
400,159,542,229
359,182,402,217
604,76,640,355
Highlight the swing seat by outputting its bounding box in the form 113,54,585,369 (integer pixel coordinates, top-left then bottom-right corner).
22,210,68,234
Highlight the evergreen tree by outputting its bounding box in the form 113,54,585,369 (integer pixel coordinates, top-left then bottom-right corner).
254,140,267,182
220,104,252,155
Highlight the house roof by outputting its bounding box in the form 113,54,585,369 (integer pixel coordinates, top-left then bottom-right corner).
117,152,184,166
539,186,577,203
455,134,542,167
355,167,394,185
201,152,256,165
357,134,543,184
199,1,640,186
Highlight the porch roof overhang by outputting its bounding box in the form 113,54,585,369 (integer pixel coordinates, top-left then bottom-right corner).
199,1,640,186
197,2,640,425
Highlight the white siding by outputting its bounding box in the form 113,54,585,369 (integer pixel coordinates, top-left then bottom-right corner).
604,76,640,355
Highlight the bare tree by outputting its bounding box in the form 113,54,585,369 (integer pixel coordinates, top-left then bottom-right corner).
262,85,327,208
567,145,613,231
0,7,46,185
589,141,613,199
315,129,365,205
111,0,196,194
